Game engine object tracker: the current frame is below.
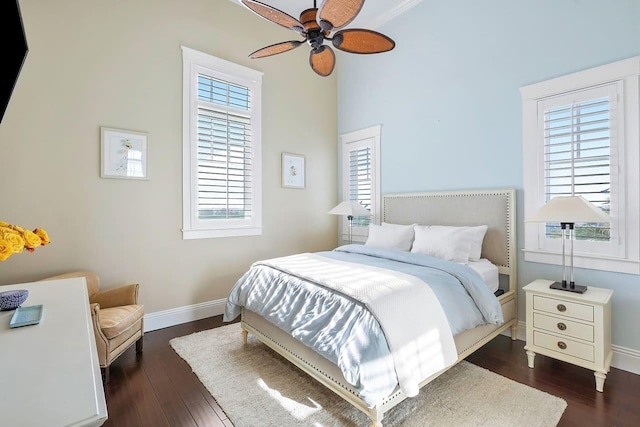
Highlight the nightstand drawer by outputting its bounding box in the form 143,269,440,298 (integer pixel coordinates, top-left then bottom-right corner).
533,312,594,342
533,295,594,322
533,330,595,362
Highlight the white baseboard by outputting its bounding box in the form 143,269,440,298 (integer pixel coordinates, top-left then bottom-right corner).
611,345,640,375
144,299,226,332
501,320,640,375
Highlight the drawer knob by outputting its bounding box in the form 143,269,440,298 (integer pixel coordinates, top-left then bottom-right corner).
557,341,567,350
557,304,567,312
557,322,567,331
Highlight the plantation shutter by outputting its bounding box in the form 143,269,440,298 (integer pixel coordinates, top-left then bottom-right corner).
196,75,252,220
348,146,372,226
540,84,617,242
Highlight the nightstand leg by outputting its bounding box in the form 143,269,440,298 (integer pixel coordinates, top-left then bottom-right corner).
594,371,606,392
526,350,536,368
510,324,518,341
241,328,248,345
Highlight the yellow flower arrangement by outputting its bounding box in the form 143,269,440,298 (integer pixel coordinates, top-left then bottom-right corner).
0,221,50,262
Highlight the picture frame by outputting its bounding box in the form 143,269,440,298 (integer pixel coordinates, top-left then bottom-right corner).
101,127,148,180
281,152,306,189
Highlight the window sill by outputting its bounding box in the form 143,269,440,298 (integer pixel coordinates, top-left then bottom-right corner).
523,249,640,275
182,227,262,240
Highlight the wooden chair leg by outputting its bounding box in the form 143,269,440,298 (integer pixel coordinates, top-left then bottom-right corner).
102,366,110,384
136,336,144,353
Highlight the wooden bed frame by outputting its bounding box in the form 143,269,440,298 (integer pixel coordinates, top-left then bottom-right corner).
240,188,517,426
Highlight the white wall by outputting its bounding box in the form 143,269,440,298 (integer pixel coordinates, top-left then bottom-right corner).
0,0,338,313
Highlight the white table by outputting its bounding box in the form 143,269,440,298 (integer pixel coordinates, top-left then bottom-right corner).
523,279,613,392
0,278,108,426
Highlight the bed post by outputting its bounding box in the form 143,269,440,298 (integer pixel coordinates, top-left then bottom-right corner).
241,327,248,345
368,405,384,427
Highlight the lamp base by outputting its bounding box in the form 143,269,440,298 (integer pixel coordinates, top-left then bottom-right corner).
549,281,588,294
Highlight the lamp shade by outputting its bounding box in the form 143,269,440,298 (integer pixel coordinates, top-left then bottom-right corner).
328,201,371,216
526,196,610,223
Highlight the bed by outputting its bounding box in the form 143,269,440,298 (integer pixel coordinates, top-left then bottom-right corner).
227,188,517,426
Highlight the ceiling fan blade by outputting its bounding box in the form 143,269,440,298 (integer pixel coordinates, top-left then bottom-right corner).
309,45,335,77
241,0,304,33
249,41,304,59
332,29,395,54
317,0,364,32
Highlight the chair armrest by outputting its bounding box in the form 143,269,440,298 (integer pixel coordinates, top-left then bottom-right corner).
89,303,109,367
90,283,139,308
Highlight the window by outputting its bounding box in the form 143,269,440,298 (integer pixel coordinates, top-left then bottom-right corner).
521,57,640,274
541,88,615,244
339,125,381,243
182,47,263,239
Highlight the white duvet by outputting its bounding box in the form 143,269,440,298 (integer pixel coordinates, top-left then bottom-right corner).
231,253,458,399
225,245,503,407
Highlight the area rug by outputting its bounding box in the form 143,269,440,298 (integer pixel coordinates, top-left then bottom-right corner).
170,323,567,427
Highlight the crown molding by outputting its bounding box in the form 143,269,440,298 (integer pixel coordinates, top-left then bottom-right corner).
366,0,424,29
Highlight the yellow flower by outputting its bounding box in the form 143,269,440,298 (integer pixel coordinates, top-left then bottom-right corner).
22,229,42,249
34,228,50,245
10,224,25,233
0,239,13,261
0,221,51,261
0,226,19,236
2,231,24,254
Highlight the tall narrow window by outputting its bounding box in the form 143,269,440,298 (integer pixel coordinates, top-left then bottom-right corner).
542,90,614,243
349,146,372,227
182,47,263,239
197,76,252,220
339,125,381,243
522,57,640,274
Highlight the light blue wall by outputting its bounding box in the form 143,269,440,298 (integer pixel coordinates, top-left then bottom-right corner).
337,0,640,350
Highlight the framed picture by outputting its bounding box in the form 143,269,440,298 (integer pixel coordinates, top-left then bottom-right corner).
281,152,306,189
101,127,148,180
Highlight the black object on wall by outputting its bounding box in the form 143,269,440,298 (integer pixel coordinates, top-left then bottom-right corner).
1,0,29,124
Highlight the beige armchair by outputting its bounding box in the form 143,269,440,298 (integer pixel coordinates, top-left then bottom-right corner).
41,271,144,383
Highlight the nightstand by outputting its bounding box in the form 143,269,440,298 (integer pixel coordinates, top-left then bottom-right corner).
523,279,613,392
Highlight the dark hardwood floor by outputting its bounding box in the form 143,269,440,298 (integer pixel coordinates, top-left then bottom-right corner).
104,316,640,427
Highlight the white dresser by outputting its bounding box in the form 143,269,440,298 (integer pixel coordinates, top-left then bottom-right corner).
0,278,108,426
523,279,613,392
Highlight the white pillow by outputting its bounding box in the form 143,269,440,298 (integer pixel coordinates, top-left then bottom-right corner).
429,225,488,262
411,225,472,263
365,223,415,251
467,225,488,261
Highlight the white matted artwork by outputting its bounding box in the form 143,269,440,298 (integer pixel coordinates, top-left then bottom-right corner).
281,152,305,188
101,127,148,180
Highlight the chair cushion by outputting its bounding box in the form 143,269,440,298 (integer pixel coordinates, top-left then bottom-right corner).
99,304,144,339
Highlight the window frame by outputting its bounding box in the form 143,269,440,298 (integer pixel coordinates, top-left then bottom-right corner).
521,57,640,274
181,46,263,240
339,125,381,243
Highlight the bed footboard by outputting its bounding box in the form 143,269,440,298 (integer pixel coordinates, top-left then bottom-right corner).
241,292,516,426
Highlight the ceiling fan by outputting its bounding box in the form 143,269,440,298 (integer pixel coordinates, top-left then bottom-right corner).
240,0,395,77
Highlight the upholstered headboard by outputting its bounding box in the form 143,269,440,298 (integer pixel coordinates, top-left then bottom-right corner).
382,188,516,291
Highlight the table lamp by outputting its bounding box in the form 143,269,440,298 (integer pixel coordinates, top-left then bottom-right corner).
328,201,371,244
527,196,610,293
